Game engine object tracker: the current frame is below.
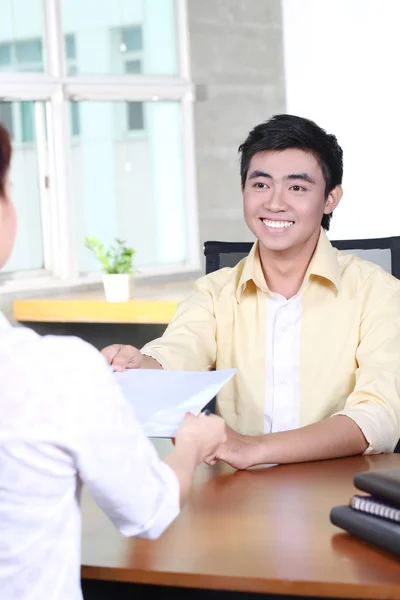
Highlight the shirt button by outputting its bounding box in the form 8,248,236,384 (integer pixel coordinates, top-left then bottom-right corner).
280,327,287,333
279,379,286,385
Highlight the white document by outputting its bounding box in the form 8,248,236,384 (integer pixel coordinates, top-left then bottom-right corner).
114,368,236,437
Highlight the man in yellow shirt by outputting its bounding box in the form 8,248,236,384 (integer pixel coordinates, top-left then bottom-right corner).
103,114,400,469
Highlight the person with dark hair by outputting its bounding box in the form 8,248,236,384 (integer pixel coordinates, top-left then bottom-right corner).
238,114,343,232
103,114,400,469
0,124,14,268
0,122,226,598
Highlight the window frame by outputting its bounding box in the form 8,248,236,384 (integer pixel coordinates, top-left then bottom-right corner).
0,0,200,292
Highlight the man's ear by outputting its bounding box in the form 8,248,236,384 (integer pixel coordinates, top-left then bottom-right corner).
324,185,343,215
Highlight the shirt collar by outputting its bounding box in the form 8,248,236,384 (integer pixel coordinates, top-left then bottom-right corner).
306,228,341,292
236,228,341,301
236,241,266,301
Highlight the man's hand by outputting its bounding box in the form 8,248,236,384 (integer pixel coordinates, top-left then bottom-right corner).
101,344,143,371
175,412,227,464
101,344,162,371
204,425,263,470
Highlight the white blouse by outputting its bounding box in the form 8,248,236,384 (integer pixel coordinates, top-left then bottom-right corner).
0,314,180,600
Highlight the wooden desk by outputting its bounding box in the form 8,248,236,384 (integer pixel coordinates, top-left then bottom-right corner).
81,441,400,599
13,281,193,325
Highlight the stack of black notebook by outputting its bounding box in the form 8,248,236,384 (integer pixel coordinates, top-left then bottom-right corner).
330,467,400,558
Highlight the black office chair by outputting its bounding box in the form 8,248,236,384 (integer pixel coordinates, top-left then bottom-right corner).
204,235,400,276
203,235,400,453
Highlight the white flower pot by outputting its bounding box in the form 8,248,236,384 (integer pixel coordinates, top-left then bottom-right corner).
102,274,133,302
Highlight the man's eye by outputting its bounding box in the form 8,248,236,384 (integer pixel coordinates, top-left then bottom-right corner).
291,185,306,192
254,182,267,189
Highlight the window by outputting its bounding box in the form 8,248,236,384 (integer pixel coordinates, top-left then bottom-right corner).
71,101,186,273
0,103,13,137
65,34,81,136
0,102,36,145
119,26,143,73
0,44,12,67
20,103,35,143
65,34,76,62
127,102,144,131
0,0,45,73
15,39,43,66
118,26,145,133
70,103,81,137
0,0,198,288
1,34,79,140
0,39,44,73
0,102,45,274
61,1,178,75
125,59,141,74
121,26,143,53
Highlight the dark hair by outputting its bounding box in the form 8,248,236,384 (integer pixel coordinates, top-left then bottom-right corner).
0,123,11,199
238,114,343,230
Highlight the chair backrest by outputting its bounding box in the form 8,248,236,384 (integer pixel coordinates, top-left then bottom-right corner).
204,236,400,278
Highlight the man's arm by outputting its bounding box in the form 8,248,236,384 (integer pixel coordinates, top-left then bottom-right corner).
330,289,400,455
213,287,400,470
212,415,368,470
102,279,218,372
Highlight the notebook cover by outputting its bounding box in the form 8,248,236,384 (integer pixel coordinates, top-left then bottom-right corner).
354,468,400,506
330,505,400,558
350,494,400,524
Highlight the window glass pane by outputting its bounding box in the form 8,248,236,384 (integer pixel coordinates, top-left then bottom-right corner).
70,101,186,273
125,59,141,74
61,0,177,75
15,39,42,63
0,0,45,73
20,102,35,143
65,34,77,75
65,33,76,60
127,102,144,131
0,103,14,137
1,101,44,272
121,26,142,52
71,103,81,137
0,43,11,66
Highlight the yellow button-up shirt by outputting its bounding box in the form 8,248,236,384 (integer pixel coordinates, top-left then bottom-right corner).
143,231,400,453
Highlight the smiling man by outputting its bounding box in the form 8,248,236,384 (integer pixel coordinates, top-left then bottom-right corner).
102,114,400,468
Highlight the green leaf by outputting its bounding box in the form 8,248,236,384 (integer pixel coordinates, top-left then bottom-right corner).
84,235,136,274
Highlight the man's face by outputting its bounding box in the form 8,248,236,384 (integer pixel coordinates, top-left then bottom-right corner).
243,148,341,254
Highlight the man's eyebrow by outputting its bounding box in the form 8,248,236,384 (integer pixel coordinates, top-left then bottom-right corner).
285,173,316,184
248,170,272,180
247,170,316,184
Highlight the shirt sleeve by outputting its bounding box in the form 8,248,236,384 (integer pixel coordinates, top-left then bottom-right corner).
52,337,181,539
141,277,217,372
332,289,400,454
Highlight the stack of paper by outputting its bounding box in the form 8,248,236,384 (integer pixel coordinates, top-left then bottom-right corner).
114,368,236,437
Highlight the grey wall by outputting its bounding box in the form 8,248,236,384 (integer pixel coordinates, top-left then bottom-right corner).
187,0,286,245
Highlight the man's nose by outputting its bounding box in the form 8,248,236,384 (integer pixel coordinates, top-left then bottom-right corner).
265,187,287,212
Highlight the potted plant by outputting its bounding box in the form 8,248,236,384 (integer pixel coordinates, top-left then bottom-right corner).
85,236,136,302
